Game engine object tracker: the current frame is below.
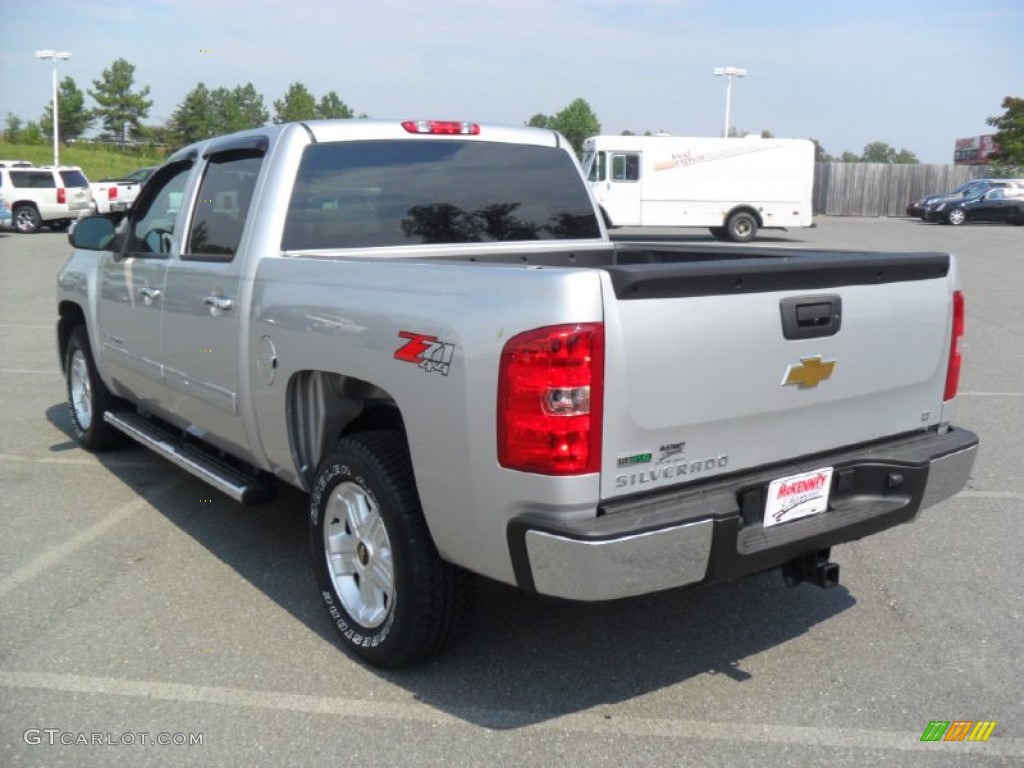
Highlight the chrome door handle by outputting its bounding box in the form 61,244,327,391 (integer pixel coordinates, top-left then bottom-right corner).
203,295,233,311
138,287,161,302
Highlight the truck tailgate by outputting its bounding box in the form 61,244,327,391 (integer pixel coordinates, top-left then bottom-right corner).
599,246,956,499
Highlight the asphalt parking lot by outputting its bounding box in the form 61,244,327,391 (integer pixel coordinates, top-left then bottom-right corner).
1,218,1022,767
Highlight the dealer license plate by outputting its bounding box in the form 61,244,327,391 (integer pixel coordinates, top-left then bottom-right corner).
764,467,834,528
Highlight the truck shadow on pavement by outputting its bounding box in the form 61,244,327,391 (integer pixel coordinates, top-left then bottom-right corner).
46,403,856,729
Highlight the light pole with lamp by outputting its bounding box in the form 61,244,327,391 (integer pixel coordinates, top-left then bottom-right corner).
712,66,746,138
36,49,72,167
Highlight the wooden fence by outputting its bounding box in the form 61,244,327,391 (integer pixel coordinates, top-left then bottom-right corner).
813,164,996,217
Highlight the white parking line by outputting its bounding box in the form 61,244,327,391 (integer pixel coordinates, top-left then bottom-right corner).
960,490,1024,500
0,453,162,468
0,475,184,599
959,391,1024,397
0,670,1021,756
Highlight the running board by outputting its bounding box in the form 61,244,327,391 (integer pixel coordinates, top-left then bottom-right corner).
104,411,276,505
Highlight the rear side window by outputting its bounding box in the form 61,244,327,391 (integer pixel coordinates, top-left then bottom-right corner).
10,171,56,189
59,170,88,187
282,140,600,250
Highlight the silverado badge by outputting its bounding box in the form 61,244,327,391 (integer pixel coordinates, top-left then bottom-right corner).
783,356,836,389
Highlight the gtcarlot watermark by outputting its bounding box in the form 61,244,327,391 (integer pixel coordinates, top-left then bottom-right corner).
24,729,203,746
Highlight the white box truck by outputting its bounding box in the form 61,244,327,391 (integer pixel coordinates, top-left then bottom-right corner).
581,135,815,242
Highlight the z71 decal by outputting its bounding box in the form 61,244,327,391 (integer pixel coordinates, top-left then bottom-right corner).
394,331,455,376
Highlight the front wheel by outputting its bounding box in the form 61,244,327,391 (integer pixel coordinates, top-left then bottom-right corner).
947,209,966,226
13,204,41,234
310,431,475,667
726,211,758,242
65,326,122,450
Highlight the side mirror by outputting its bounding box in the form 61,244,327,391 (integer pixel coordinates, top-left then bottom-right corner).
69,215,116,251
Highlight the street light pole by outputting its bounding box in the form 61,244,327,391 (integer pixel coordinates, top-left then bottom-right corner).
712,66,747,138
36,50,72,167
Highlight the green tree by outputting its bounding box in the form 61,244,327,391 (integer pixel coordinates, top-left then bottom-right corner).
4,113,24,142
986,96,1024,169
20,121,46,145
170,82,269,145
550,98,601,156
839,151,861,163
810,138,833,163
89,58,153,146
860,141,919,164
526,113,553,129
210,84,269,134
273,82,317,123
316,91,354,119
760,129,775,139
169,82,214,144
227,83,270,130
40,76,93,142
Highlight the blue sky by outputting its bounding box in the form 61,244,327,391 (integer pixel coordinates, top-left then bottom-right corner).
2,0,1021,162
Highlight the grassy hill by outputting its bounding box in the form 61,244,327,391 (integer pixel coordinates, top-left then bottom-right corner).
0,141,165,181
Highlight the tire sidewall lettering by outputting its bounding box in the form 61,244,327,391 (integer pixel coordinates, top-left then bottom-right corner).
311,454,396,653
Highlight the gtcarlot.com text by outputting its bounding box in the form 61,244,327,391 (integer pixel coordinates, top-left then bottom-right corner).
23,729,203,746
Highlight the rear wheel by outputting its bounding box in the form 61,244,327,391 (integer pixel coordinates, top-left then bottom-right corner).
65,326,122,450
947,209,966,226
13,204,41,234
726,211,758,242
310,431,475,667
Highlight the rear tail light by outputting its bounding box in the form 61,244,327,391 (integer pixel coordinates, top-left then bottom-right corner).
497,323,604,475
402,120,480,135
944,290,964,401
57,188,66,204
108,187,118,200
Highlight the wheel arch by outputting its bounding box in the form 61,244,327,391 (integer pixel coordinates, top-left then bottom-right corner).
725,205,763,229
57,301,87,374
286,369,408,488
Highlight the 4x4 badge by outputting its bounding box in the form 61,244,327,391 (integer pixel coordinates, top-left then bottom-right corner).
395,331,455,376
783,356,836,388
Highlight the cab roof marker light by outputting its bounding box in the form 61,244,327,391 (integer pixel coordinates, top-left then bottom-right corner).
401,120,481,135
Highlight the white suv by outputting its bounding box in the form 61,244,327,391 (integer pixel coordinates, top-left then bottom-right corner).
0,165,95,233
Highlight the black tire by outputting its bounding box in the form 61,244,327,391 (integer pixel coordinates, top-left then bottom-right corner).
13,204,41,234
726,211,758,242
64,326,122,450
310,431,475,667
709,226,729,241
946,209,966,226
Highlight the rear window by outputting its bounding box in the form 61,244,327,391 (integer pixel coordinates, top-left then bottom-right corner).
282,140,600,250
10,171,56,189
59,170,89,187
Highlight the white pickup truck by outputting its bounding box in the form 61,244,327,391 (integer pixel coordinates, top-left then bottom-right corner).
89,167,154,214
57,119,978,667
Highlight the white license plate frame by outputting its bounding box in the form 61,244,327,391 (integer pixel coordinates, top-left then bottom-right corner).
764,467,834,528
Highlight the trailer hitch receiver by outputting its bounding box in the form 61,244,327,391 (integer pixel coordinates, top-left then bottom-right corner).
782,549,839,589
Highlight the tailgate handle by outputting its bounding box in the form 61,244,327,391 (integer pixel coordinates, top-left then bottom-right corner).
780,295,842,340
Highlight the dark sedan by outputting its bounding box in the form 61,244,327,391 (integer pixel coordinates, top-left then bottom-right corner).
909,178,1024,219
927,188,1024,225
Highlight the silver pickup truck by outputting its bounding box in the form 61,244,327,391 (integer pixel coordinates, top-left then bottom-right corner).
57,119,978,667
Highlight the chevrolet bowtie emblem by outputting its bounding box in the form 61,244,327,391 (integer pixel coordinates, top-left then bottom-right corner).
783,356,836,388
